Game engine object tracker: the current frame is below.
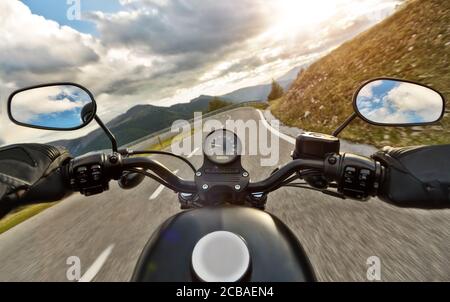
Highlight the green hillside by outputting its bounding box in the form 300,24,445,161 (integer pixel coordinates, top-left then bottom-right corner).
272,0,450,147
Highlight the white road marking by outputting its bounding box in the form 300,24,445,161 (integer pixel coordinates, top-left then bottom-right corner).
79,244,115,282
187,147,200,158
257,109,296,145
149,170,179,200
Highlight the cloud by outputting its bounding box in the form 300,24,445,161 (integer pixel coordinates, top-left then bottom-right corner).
0,1,99,77
0,0,401,145
10,86,90,123
89,0,271,55
385,83,443,121
357,82,444,124
358,80,384,98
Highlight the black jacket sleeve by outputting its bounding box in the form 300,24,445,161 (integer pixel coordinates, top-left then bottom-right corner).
0,144,71,217
372,145,450,209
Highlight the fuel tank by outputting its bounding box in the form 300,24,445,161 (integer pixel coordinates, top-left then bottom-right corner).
131,206,316,282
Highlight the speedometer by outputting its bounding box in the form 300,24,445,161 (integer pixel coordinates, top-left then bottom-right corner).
203,129,241,165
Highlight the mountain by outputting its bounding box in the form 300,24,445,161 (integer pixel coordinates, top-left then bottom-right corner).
276,66,305,83
50,95,215,155
272,0,450,147
219,65,303,102
220,79,292,102
50,66,302,155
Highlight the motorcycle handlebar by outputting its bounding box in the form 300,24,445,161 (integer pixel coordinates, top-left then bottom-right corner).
121,157,197,193
65,151,384,202
29,146,450,209
247,159,325,192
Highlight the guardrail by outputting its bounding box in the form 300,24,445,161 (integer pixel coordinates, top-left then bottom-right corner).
122,101,266,149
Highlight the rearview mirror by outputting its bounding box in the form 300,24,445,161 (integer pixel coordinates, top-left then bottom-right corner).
354,78,445,126
8,83,97,131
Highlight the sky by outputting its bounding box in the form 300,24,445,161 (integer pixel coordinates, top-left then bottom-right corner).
10,85,91,128
356,80,444,124
0,0,402,145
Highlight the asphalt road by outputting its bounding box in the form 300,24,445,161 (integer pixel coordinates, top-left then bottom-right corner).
0,107,448,281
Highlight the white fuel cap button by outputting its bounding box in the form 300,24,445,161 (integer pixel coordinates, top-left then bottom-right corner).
191,231,250,282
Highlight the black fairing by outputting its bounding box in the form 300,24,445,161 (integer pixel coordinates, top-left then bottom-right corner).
131,206,316,282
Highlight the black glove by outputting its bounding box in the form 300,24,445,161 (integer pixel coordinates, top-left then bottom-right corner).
372,145,450,209
0,144,71,217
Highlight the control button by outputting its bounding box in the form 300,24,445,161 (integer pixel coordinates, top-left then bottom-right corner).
344,177,354,184
359,169,371,181
76,166,88,176
328,157,337,165
344,166,356,177
92,172,102,181
91,165,101,171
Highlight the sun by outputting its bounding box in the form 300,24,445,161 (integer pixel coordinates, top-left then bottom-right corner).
271,0,339,36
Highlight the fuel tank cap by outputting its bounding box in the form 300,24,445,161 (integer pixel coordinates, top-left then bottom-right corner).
191,231,250,282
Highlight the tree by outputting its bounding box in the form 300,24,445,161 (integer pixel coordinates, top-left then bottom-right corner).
267,80,284,101
207,97,231,112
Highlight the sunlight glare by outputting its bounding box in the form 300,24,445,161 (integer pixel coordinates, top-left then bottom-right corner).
272,0,339,36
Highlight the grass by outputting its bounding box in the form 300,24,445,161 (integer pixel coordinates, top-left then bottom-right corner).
247,102,269,110
0,202,58,235
272,0,450,147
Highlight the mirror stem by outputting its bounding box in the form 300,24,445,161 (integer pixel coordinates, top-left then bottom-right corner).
332,113,357,137
94,115,118,153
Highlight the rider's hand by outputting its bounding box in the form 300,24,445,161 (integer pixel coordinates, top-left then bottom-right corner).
372,145,450,209
0,144,71,217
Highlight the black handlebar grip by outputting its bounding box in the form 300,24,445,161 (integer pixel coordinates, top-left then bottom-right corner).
373,145,450,209
375,165,444,208
17,166,73,204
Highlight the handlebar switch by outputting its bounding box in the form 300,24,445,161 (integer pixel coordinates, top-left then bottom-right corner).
342,165,370,200
68,152,114,196
324,153,384,201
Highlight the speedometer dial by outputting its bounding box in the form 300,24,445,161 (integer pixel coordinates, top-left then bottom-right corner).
203,129,241,165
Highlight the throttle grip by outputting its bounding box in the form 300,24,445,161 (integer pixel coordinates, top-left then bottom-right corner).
373,145,450,208
13,166,73,204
